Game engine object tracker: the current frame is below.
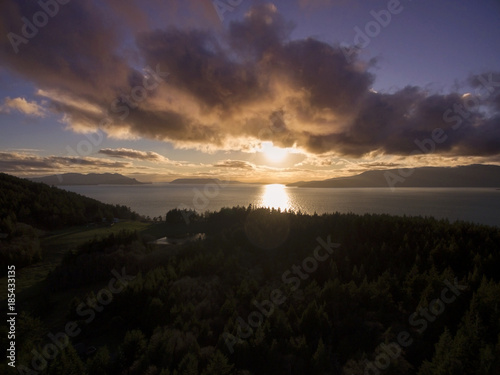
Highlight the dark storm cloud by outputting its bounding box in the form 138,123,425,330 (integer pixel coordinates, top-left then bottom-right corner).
136,28,262,110
228,4,295,59
301,84,500,157
0,0,129,101
1,2,499,158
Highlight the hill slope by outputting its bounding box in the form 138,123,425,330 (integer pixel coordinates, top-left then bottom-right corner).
288,164,500,188
30,172,145,185
0,173,141,231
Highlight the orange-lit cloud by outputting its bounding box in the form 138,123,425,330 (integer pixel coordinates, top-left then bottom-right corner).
0,97,45,117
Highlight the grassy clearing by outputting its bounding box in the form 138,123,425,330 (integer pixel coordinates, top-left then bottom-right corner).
0,221,151,301
0,221,157,338
42,221,151,259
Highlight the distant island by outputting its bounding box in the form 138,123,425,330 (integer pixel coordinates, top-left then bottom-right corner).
288,164,500,188
169,178,242,184
30,173,147,186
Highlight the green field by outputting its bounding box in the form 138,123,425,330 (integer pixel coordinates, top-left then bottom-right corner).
0,221,156,311
0,219,195,335
0,219,189,300
0,221,163,337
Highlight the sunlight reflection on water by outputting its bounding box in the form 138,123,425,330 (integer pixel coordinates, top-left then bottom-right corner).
258,184,293,211
60,184,500,227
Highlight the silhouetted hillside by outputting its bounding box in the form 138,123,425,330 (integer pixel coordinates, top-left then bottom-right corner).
0,173,141,231
30,173,146,186
288,164,500,188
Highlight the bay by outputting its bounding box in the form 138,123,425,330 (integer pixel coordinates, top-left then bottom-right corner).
60,183,500,227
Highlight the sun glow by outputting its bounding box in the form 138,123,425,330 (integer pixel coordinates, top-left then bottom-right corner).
261,141,288,163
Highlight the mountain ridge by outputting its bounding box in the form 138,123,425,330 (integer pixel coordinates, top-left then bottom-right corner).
287,164,500,188
30,173,147,186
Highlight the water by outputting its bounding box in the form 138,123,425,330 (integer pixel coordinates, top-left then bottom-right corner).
60,183,500,227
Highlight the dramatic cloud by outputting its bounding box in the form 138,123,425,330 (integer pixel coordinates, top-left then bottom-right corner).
99,148,167,162
0,152,130,173
213,160,255,170
0,97,45,117
1,1,499,159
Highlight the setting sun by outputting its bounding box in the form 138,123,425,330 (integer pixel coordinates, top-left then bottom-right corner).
261,141,288,163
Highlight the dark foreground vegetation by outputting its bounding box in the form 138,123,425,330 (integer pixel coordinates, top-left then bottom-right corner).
1,201,500,374
0,173,141,270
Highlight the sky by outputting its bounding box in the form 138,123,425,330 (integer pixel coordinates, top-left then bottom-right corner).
0,0,499,183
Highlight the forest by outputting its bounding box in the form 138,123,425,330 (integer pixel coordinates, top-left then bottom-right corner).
0,173,141,269
1,192,500,374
